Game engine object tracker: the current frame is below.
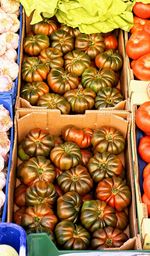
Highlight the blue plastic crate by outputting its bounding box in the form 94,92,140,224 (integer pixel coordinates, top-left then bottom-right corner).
0,223,26,256
136,128,147,195
0,96,14,222
0,5,23,105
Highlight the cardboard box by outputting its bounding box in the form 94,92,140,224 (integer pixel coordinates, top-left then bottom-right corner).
15,10,129,111
7,110,142,254
124,32,150,106
131,104,150,250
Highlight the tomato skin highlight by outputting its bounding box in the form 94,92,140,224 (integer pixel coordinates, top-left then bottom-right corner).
138,136,150,163
135,101,150,134
130,17,150,34
133,2,150,19
126,31,150,60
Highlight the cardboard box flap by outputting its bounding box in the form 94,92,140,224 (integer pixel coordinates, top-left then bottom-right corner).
17,111,128,142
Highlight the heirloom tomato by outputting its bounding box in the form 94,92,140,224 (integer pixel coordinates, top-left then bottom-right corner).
57,191,81,223
26,180,57,207
21,81,49,105
14,184,27,207
88,152,123,182
75,33,105,59
21,204,58,233
17,156,55,186
14,207,26,225
64,87,96,113
55,220,90,250
51,30,74,54
96,177,131,211
37,93,71,114
57,165,93,195
64,50,91,76
91,127,125,155
95,87,123,109
82,67,118,93
80,200,117,232
47,68,79,95
50,142,82,170
23,35,50,56
32,18,58,36
22,57,49,82
91,227,128,249
39,48,64,69
18,129,54,159
95,50,122,71
80,149,92,166
115,210,128,230
62,125,93,148
60,24,80,37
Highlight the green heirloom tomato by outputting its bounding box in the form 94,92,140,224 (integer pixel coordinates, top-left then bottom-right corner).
75,33,105,59
21,81,49,105
26,180,57,207
57,191,81,223
95,50,123,71
96,177,131,211
88,152,123,182
55,220,90,250
80,200,117,232
116,210,128,230
91,227,128,249
32,18,58,36
64,50,91,76
91,127,125,154
60,24,80,37
17,156,55,186
18,128,54,160
50,142,82,171
39,48,64,69
64,87,96,113
95,87,123,109
22,57,49,82
47,68,79,95
50,29,74,54
82,67,118,93
23,35,50,56
37,93,71,114
14,184,27,207
57,165,93,195
21,204,58,233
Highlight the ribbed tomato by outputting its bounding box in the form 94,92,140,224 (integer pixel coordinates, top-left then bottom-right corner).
39,48,64,69
32,18,58,36
51,29,74,54
14,184,27,207
91,227,128,249
80,200,117,232
95,50,122,71
62,125,93,148
23,35,50,56
96,177,131,211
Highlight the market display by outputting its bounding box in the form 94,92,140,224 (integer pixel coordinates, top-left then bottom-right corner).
20,18,125,111
0,0,150,255
13,125,132,250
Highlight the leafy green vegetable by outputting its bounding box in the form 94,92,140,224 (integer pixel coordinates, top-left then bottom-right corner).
20,0,138,33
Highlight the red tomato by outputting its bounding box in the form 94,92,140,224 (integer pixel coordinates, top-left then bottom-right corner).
131,53,150,81
143,163,150,179
104,35,118,50
143,174,150,199
130,17,150,34
138,136,150,163
136,101,150,134
126,31,150,60
133,2,150,19
142,193,150,216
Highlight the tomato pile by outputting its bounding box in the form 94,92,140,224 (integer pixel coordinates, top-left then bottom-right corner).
21,18,124,113
13,125,131,249
126,2,150,81
136,101,150,216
